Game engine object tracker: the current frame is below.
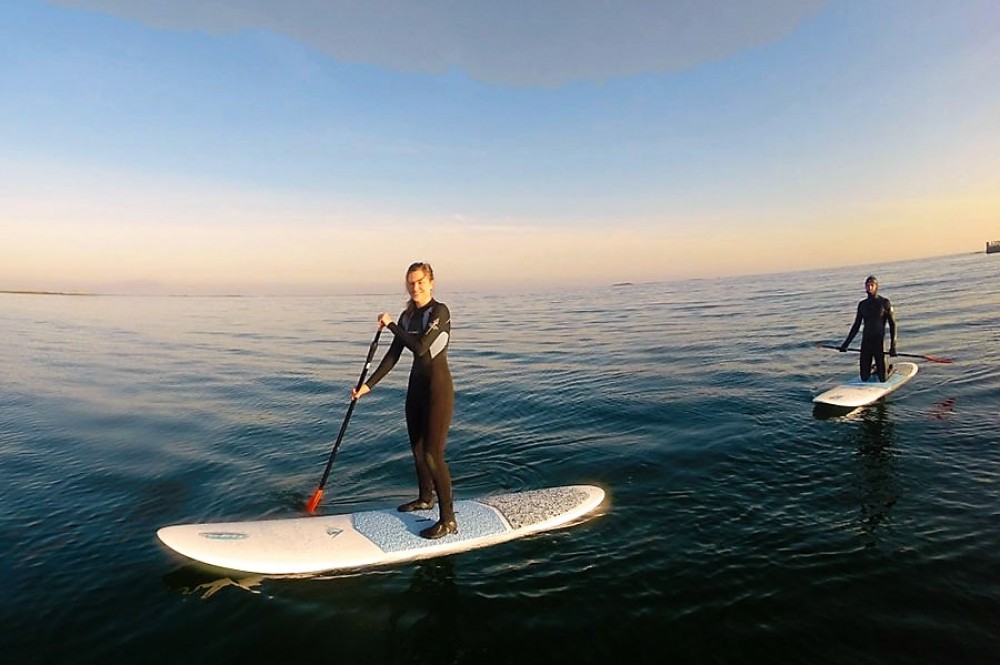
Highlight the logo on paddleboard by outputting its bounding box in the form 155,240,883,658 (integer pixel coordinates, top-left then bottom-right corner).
326,527,343,539
199,532,250,540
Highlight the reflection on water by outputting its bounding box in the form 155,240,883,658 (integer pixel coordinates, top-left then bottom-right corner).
931,396,956,420
813,400,902,548
386,558,460,664
161,564,266,599
812,402,854,421
847,404,899,548
159,551,464,665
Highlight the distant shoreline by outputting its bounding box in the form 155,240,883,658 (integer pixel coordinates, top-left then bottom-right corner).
2,250,987,299
1,289,95,296
0,289,395,298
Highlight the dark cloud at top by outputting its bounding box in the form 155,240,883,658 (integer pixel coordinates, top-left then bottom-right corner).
50,0,825,86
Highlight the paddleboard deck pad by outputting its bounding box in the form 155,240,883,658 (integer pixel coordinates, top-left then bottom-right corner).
157,485,606,575
813,361,918,408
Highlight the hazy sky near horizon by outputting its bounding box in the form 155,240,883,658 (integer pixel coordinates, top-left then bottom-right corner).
3,0,999,294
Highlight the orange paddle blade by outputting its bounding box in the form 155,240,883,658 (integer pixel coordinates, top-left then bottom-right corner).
305,488,324,515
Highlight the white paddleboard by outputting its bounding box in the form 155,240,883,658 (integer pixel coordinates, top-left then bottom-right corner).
813,361,918,408
157,485,606,575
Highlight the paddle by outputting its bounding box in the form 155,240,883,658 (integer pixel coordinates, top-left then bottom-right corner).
305,327,382,514
817,343,954,364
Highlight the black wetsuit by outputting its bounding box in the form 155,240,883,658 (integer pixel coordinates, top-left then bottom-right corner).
365,299,455,524
841,294,896,382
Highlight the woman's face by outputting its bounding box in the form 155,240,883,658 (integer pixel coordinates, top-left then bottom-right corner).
407,269,433,305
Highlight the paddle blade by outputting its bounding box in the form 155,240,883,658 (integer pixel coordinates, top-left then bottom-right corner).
922,355,954,364
305,488,324,515
894,350,955,363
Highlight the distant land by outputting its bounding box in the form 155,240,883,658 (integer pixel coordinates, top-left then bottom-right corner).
1,290,94,296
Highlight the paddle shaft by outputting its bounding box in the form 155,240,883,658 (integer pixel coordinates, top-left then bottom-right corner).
818,343,953,364
306,327,382,513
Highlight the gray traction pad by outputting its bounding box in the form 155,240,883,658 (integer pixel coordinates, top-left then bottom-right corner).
479,486,589,530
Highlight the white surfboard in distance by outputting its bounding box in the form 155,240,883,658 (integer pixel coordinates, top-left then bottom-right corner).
813,361,918,409
157,485,606,575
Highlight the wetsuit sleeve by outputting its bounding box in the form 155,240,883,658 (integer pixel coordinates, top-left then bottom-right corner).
886,298,897,349
387,302,451,359
842,302,863,348
365,334,405,389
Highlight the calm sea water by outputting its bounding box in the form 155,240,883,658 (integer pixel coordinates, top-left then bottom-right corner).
1,252,998,664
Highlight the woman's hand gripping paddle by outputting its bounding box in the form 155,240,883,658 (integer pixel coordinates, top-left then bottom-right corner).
305,328,382,514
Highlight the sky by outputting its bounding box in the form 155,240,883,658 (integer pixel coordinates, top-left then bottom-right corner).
2,0,999,295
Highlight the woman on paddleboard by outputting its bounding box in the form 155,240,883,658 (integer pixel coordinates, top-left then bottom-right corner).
838,275,897,382
352,262,457,539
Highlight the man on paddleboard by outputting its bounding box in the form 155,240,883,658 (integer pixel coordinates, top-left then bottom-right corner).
839,275,897,382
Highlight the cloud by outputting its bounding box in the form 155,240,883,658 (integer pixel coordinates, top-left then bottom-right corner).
50,0,825,86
